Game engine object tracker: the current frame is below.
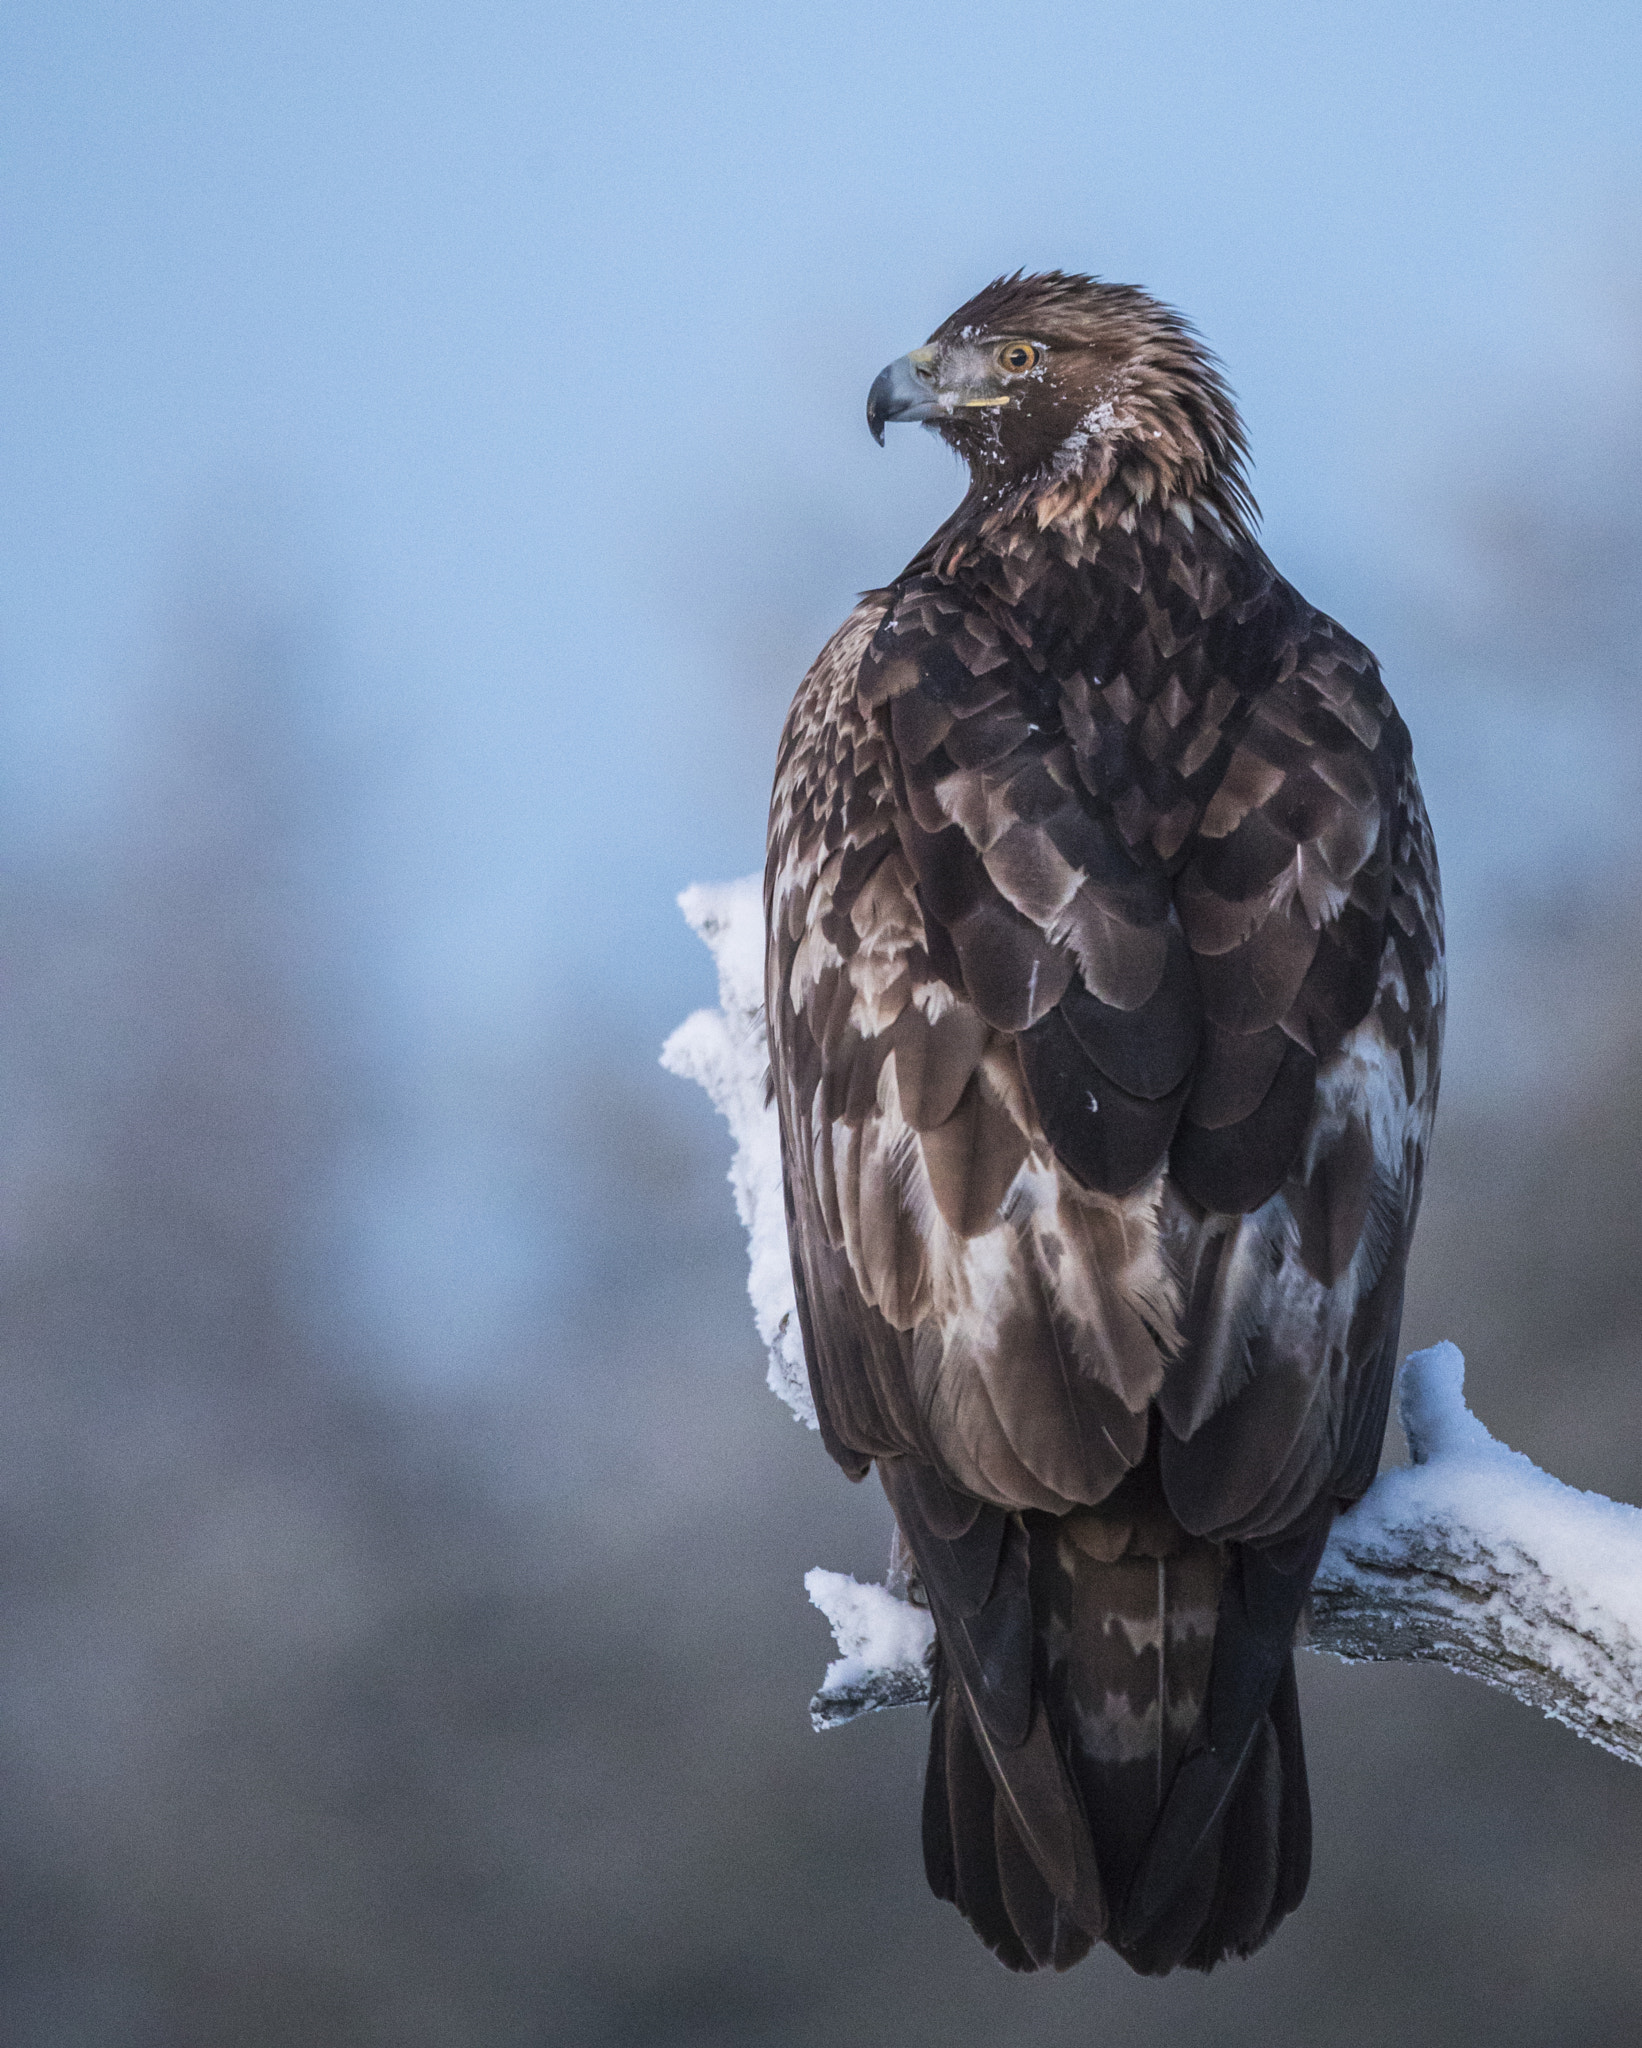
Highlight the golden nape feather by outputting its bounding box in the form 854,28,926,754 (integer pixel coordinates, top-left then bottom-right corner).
766,272,1442,1974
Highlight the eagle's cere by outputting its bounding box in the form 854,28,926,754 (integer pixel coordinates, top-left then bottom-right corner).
764,272,1444,1975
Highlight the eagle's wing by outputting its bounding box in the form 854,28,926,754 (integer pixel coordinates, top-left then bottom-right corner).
1157,648,1443,1547
766,594,1184,1522
764,600,932,1483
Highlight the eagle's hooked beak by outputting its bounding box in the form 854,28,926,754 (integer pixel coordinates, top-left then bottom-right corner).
867,346,1012,445
868,347,953,444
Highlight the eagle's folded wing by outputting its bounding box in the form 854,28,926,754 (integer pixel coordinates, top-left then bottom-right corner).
766,599,1170,1512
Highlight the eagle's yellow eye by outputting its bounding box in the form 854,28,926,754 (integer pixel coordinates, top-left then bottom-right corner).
995,341,1038,376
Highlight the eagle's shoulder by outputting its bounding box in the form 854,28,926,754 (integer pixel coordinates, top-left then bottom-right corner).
770,596,888,814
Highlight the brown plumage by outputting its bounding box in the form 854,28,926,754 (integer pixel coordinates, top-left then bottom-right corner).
765,273,1443,1974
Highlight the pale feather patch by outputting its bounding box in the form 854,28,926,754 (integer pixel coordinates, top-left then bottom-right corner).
1306,1009,1434,1185
912,978,960,1024
1071,1693,1163,1767
1013,1156,1177,1411
1291,844,1352,929
1050,398,1138,481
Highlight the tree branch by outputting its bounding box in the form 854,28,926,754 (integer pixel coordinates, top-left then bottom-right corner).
665,877,1642,1765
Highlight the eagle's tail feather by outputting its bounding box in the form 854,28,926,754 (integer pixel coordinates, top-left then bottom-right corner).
915,1480,1319,1976
1115,1651,1311,1973
923,1675,1096,1973
1116,1528,1324,1971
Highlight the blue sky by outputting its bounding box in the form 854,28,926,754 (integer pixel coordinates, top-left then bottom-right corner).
5,1,1640,1364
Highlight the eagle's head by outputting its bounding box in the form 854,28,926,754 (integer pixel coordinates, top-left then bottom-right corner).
868,271,1255,532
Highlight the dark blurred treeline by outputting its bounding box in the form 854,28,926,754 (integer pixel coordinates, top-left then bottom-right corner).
3,376,1642,2047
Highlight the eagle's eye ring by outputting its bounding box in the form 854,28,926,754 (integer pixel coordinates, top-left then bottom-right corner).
995,341,1039,376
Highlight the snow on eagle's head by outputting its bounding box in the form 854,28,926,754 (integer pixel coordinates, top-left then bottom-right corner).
867,271,1256,533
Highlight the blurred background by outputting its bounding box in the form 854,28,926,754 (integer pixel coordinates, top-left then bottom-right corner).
4,3,1642,2042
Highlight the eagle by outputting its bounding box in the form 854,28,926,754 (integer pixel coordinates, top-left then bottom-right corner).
764,273,1442,1975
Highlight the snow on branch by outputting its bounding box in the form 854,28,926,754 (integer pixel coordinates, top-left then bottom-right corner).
664,877,1642,1762
1306,1344,1642,1766
661,879,815,1428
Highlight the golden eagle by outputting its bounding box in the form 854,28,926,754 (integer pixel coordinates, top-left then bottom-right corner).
765,273,1443,1974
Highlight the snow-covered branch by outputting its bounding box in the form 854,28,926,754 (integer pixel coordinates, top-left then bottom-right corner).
664,878,1642,1764
661,880,815,1427
1305,1344,1642,1766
